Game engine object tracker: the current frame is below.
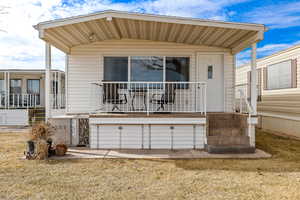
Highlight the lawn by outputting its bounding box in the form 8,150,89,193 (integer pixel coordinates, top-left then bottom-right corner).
1,129,300,200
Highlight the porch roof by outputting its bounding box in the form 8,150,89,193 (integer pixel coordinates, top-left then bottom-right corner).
34,10,267,54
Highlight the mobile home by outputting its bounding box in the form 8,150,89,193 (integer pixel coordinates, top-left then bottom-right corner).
0,69,65,125
236,45,300,137
34,10,266,153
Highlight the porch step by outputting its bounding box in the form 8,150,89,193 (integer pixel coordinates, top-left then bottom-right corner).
207,135,250,146
205,145,255,154
209,127,245,137
29,108,46,125
206,113,252,154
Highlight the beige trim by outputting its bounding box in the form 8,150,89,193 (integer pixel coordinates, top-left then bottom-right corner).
263,67,267,90
292,59,297,88
239,44,300,69
34,10,266,31
231,31,264,54
34,10,266,54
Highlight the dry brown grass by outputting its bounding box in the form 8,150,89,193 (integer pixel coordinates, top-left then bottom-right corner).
1,129,300,200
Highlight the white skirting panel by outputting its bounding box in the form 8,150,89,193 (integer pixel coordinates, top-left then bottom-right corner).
90,123,206,149
0,110,29,126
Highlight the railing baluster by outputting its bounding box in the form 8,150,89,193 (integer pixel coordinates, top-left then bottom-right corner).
89,81,207,115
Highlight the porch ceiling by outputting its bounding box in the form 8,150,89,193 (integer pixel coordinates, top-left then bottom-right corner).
34,10,267,54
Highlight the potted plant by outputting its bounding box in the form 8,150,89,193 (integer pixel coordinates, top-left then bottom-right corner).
55,144,68,156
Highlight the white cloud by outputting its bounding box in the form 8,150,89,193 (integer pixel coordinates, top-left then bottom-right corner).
236,41,300,67
242,2,300,28
0,0,253,70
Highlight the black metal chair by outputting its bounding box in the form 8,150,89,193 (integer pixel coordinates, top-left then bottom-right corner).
150,84,175,111
130,88,147,111
102,81,127,112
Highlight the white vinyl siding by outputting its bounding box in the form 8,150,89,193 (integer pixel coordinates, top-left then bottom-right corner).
67,39,232,114
236,45,300,133
224,53,235,112
90,123,205,149
267,60,292,90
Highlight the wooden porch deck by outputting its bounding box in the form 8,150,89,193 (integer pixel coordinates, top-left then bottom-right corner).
89,112,206,118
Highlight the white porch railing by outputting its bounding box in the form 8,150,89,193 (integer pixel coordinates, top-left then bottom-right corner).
234,83,249,114
0,93,40,109
0,93,66,109
90,81,206,114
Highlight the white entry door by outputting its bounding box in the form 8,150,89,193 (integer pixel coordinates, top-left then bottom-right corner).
197,54,224,112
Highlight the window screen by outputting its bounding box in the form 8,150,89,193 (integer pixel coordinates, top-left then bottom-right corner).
267,60,292,90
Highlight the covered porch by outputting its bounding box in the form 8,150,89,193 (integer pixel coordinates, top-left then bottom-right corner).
0,70,65,109
35,10,266,151
34,10,265,118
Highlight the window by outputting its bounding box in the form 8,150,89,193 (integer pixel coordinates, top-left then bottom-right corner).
103,56,190,88
10,79,21,106
104,57,128,81
207,65,213,79
267,60,292,90
166,57,189,89
131,56,163,82
10,79,21,94
166,57,189,81
27,79,40,105
0,80,4,106
0,80,4,94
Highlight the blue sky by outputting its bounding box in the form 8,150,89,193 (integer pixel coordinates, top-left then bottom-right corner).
0,0,300,69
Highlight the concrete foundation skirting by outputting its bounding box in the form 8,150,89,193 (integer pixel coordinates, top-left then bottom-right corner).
50,148,271,159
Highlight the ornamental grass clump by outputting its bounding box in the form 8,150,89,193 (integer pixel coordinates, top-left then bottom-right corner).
30,122,54,141
25,122,55,160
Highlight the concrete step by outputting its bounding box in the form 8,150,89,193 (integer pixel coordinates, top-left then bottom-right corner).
207,135,250,146
208,127,244,137
34,113,45,117
205,145,255,154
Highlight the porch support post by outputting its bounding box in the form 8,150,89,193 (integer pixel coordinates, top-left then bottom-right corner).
250,43,257,115
65,55,69,113
7,72,10,109
58,72,61,109
45,42,52,121
4,72,7,109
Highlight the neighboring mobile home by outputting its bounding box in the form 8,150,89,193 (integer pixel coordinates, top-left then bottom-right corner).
34,10,266,153
236,45,300,137
0,69,65,125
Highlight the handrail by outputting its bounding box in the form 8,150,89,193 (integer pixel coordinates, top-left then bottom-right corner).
234,83,248,87
237,89,253,116
90,81,207,85
89,81,207,115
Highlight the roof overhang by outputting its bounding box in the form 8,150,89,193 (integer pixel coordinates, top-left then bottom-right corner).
34,10,267,54
0,69,65,73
